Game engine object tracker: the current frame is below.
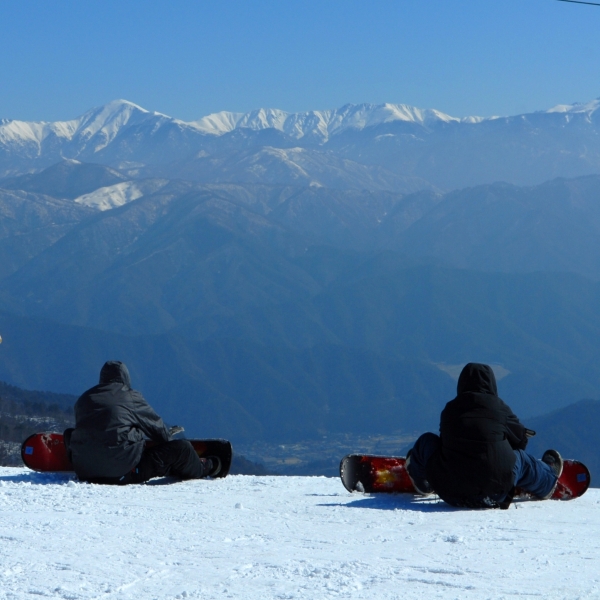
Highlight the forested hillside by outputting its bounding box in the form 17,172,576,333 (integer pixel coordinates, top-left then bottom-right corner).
1,103,600,446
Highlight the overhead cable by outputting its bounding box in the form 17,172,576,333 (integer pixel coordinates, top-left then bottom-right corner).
556,0,600,5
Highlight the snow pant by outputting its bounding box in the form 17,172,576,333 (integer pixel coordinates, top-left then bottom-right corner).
129,439,207,484
407,432,558,504
511,449,558,498
83,440,208,485
406,432,438,495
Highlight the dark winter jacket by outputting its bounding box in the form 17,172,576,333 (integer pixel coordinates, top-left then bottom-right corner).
426,363,528,505
69,361,171,480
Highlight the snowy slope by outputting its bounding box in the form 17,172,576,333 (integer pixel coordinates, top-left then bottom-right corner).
1,467,599,599
74,179,169,211
74,182,145,211
546,98,600,116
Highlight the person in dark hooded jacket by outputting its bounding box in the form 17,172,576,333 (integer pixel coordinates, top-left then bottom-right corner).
66,361,217,484
405,363,563,508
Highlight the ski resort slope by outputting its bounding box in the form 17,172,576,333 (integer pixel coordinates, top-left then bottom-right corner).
0,468,599,599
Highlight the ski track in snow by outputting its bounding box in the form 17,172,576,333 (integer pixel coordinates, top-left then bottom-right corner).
1,468,599,599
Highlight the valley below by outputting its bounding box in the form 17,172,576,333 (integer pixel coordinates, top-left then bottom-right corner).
0,98,599,459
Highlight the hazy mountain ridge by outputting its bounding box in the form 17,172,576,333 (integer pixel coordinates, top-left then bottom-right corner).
0,186,94,280
2,103,600,445
527,399,600,481
159,145,431,193
1,159,127,199
3,98,600,188
1,165,600,442
3,160,600,282
389,176,600,279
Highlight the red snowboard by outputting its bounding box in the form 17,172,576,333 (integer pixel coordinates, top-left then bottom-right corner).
21,432,233,478
339,454,591,500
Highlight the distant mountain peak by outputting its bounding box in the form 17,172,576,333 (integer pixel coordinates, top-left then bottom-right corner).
546,98,600,116
73,100,168,150
0,99,166,155
103,98,147,112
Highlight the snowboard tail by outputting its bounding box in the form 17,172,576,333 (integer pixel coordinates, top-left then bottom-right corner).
339,453,591,500
21,432,233,478
22,433,70,473
340,454,416,494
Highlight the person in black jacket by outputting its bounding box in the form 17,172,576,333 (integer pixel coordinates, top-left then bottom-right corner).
66,361,217,484
405,363,562,508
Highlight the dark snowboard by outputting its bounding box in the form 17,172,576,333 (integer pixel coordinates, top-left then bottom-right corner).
21,432,233,479
339,453,591,500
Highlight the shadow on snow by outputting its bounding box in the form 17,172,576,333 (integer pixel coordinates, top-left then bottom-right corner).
0,471,74,485
0,471,198,487
320,493,461,513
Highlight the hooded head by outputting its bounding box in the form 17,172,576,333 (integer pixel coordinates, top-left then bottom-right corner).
457,363,498,396
99,361,132,388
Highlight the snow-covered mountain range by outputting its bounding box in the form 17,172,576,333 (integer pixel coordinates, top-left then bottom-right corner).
191,102,489,139
3,97,598,146
0,99,485,148
2,98,600,189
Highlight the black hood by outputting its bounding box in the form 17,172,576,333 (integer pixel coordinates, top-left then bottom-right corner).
457,363,497,396
99,361,132,388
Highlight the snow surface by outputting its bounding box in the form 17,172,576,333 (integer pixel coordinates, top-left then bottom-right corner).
1,467,599,599
74,182,144,211
74,179,169,211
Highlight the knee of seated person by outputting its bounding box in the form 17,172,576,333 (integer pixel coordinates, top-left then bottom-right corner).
170,439,193,450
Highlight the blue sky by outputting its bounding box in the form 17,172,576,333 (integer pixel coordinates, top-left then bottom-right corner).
1,0,599,122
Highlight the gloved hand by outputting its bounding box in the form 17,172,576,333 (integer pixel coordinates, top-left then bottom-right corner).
169,425,185,436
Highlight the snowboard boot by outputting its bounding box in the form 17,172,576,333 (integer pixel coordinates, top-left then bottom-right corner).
541,449,563,499
201,456,222,478
542,449,563,478
405,451,433,496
